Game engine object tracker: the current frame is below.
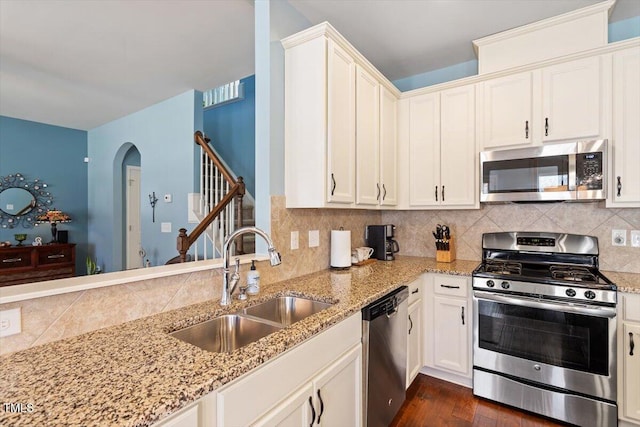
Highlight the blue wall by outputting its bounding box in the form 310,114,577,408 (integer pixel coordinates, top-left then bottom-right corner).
203,75,256,197
0,116,88,273
394,18,640,91
87,90,201,272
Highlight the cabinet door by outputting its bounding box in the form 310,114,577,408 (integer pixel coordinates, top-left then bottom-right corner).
408,93,440,206
610,46,640,207
541,56,602,142
407,300,422,388
480,71,533,149
314,345,362,427
432,296,469,375
252,383,314,427
623,323,640,423
379,85,398,206
327,39,356,204
355,65,380,206
440,85,477,207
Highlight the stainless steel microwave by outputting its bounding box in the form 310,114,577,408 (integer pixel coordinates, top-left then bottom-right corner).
480,140,607,202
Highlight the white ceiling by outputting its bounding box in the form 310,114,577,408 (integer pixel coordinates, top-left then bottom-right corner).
0,0,638,131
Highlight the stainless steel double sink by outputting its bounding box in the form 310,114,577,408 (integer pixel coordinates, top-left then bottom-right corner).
170,296,333,353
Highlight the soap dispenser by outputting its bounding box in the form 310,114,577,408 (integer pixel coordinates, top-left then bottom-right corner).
246,260,260,295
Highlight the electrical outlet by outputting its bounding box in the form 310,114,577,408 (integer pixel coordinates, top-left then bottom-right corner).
631,230,640,248
0,308,21,337
290,231,299,250
612,229,627,246
309,230,320,248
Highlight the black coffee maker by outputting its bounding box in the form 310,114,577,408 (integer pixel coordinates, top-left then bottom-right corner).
365,224,400,261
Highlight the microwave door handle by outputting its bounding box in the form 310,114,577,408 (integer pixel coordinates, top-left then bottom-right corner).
473,291,617,318
568,155,577,191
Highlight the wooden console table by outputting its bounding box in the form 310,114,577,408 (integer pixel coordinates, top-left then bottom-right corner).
0,243,76,287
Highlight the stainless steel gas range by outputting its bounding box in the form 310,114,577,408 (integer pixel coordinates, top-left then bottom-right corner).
472,232,617,427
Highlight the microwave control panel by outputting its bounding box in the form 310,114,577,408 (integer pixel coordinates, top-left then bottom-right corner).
576,152,603,190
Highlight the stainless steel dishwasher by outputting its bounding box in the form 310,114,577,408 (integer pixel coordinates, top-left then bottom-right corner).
362,286,409,427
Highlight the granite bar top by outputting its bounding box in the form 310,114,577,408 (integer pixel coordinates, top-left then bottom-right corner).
0,256,477,427
1,257,637,426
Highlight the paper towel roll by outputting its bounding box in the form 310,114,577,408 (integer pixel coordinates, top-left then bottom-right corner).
330,229,351,268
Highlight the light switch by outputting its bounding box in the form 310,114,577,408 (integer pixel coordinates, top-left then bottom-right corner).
631,230,640,248
309,230,320,248
161,222,172,233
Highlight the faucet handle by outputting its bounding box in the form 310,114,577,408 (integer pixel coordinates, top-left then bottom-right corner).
234,257,240,273
237,284,248,301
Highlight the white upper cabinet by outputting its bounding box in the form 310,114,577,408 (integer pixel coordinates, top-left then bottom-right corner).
356,65,381,206
479,56,605,150
355,66,398,207
379,85,398,206
541,56,603,142
407,85,477,209
408,92,440,206
283,23,399,209
609,45,640,208
478,71,534,149
440,85,477,207
284,35,356,208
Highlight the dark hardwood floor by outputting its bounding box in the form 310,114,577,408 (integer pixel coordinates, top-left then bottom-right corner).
390,374,567,427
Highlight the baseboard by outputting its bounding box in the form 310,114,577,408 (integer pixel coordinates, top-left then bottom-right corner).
419,366,473,388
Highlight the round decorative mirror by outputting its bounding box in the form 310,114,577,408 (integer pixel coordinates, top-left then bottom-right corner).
0,173,53,229
0,187,36,215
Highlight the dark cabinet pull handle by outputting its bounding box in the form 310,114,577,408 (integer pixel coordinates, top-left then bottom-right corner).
408,314,413,335
47,254,65,259
461,306,465,325
435,186,438,201
617,176,622,197
2,257,22,263
440,284,460,289
331,173,336,196
376,183,380,201
545,117,549,136
442,186,445,202
308,396,316,426
317,389,324,424
525,120,529,139
631,332,635,356
411,288,419,294
382,184,387,201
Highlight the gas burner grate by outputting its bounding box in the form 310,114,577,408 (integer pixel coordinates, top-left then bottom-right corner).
484,260,522,275
550,266,598,283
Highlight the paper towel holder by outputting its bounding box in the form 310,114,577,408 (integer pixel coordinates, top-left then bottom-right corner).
330,227,351,270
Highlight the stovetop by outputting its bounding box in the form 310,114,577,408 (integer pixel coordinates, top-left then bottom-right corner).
472,231,617,305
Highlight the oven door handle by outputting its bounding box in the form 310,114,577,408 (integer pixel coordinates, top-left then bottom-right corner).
474,291,617,318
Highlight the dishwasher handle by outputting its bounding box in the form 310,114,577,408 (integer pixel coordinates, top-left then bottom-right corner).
362,286,408,321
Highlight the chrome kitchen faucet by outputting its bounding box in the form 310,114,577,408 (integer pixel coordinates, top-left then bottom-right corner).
220,226,281,306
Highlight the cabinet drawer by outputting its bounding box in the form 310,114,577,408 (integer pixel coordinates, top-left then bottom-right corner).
37,246,73,266
623,293,640,322
0,248,32,270
408,277,423,304
433,275,468,298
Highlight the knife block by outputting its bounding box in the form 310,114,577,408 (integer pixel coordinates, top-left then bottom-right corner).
436,236,456,263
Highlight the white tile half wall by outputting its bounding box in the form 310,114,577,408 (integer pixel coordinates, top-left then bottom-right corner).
382,201,640,274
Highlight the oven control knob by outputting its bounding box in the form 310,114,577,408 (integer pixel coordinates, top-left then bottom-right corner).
566,289,576,297
501,281,510,289
486,280,495,288
584,290,596,300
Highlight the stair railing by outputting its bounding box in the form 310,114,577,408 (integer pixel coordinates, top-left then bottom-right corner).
176,131,245,263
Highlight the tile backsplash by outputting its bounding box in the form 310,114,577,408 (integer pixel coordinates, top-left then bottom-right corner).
1,197,638,355
381,201,640,273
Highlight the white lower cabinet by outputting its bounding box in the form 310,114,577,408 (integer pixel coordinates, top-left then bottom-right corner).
216,313,362,427
406,277,423,388
423,274,472,386
619,293,640,426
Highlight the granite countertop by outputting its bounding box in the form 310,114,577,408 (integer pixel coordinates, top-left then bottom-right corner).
0,256,478,427
1,257,638,427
